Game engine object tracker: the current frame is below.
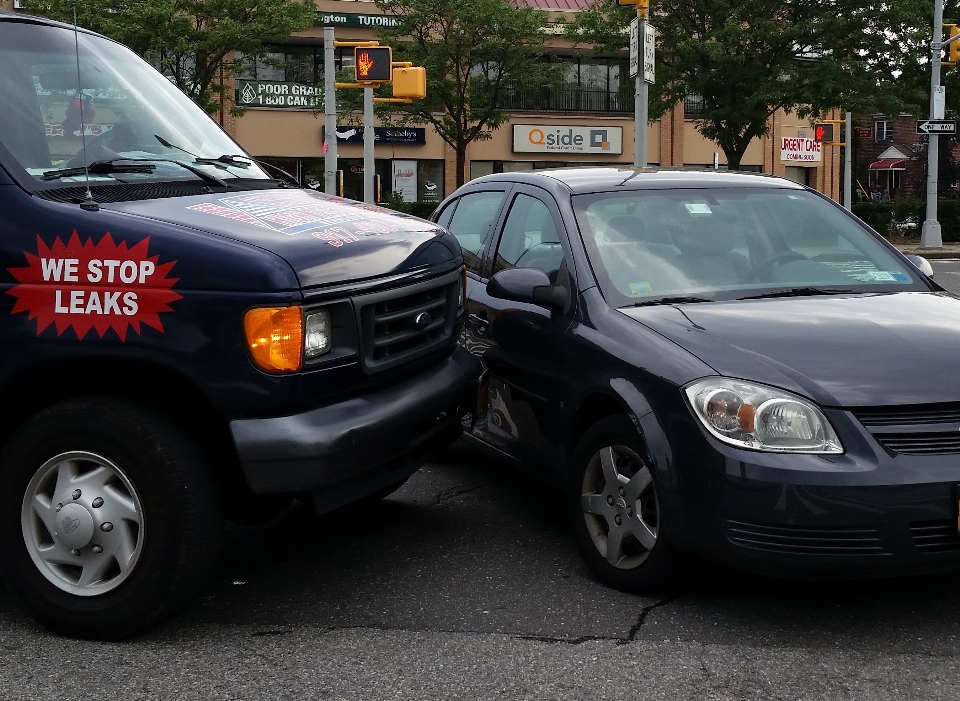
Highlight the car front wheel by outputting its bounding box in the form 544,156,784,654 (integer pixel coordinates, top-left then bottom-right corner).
0,397,224,640
570,415,685,593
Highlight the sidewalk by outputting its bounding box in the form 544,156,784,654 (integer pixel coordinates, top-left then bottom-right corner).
888,237,960,259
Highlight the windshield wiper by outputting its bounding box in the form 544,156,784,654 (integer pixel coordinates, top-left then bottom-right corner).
632,296,714,307
41,160,156,181
155,136,298,186
195,154,251,167
738,287,854,300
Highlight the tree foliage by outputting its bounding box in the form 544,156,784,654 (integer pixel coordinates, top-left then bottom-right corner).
568,0,930,169
21,0,315,114
374,0,560,186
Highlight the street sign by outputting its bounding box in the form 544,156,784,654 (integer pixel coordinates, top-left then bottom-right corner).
916,119,957,134
643,23,656,84
629,18,639,78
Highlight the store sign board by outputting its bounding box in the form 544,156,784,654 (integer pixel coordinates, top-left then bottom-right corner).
324,126,426,144
513,125,623,155
392,160,418,202
315,12,402,28
780,136,822,163
237,80,320,109
854,126,873,139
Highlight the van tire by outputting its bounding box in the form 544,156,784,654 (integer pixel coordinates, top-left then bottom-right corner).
0,397,224,640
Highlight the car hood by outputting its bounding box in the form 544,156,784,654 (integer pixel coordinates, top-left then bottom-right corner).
620,292,960,407
102,188,457,288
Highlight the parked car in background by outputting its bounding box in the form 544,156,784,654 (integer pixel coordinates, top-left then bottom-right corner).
0,12,478,640
434,167,956,592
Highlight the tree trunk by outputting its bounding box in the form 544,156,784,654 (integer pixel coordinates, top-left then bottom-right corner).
455,143,467,188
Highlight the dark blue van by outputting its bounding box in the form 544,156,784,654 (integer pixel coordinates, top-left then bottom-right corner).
0,12,478,639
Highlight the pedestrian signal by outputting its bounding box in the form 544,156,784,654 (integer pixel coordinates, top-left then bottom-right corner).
355,47,392,83
392,67,426,100
814,123,834,143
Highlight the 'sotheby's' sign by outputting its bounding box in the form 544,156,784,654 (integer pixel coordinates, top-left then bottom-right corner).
7,231,181,340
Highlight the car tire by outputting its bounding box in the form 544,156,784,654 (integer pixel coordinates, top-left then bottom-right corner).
569,415,686,594
0,397,224,640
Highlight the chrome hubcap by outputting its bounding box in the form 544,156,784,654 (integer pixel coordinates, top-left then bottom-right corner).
21,451,145,596
581,445,659,569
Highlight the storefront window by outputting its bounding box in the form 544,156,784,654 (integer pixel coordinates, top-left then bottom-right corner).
503,56,630,113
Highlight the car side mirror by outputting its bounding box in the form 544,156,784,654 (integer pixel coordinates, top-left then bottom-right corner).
487,268,567,312
905,254,934,279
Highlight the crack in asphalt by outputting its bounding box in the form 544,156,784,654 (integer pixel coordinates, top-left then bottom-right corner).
434,479,505,505
617,594,683,645
514,634,617,645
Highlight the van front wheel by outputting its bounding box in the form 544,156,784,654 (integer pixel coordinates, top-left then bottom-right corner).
0,398,223,640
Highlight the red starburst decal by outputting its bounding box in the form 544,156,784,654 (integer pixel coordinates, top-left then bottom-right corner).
6,231,181,341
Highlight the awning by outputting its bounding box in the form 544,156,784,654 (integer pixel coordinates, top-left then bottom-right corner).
869,158,907,171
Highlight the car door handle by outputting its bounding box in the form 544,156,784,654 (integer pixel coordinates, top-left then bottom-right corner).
469,313,488,336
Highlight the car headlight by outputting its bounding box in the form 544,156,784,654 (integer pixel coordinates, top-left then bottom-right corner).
684,378,843,454
304,308,331,359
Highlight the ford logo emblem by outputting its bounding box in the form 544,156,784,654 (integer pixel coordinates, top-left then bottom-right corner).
414,312,432,330
62,517,80,535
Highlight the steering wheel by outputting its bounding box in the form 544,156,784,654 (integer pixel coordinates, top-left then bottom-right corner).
747,251,809,281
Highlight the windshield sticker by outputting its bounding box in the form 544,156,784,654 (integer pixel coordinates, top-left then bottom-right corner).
868,270,896,282
684,203,712,215
891,272,910,282
6,232,181,341
186,189,435,242
628,282,654,296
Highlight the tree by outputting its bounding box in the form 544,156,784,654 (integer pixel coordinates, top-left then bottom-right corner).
21,0,315,114
374,0,560,187
567,0,930,169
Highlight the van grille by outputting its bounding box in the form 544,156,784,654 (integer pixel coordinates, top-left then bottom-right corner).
910,520,960,553
852,403,960,454
355,270,461,374
726,520,888,555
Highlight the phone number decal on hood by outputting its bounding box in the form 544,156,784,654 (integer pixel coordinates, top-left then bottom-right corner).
6,231,181,341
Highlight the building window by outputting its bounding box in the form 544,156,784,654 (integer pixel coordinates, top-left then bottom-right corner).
875,120,893,142
237,45,355,85
501,56,631,113
684,93,705,117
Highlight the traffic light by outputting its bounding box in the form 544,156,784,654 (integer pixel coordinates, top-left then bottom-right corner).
949,24,960,64
392,66,426,100
355,46,392,83
814,123,835,143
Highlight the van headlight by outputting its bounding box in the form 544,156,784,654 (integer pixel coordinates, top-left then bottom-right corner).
304,308,331,359
684,378,843,454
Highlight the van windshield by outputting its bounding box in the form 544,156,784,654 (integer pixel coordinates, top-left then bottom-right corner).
0,21,270,185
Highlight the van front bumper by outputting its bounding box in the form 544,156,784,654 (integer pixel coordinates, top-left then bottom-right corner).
230,347,481,495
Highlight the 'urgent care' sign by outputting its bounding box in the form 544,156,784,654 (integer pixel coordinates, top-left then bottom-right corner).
780,137,822,163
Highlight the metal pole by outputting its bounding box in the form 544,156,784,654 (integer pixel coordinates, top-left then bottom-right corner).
633,13,647,168
922,0,944,247
363,87,374,204
843,111,852,210
324,26,338,196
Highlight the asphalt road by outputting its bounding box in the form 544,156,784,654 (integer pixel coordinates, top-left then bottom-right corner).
3,268,960,700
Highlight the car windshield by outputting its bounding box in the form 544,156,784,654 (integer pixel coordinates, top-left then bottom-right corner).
0,21,269,185
572,187,928,307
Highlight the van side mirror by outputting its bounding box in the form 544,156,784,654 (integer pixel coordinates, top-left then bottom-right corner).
487,268,567,311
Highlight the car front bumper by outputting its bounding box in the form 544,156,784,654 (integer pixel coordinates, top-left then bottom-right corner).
230,346,481,496
658,406,960,578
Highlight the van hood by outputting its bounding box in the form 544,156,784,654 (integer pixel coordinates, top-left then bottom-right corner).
620,292,960,407
102,188,458,288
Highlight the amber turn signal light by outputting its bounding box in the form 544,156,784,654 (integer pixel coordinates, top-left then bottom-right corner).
243,306,303,372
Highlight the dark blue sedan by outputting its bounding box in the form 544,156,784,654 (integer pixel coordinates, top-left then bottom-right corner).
432,167,957,591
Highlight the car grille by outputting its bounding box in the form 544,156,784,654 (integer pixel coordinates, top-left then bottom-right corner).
852,403,960,454
354,269,461,374
910,520,960,553
726,520,888,555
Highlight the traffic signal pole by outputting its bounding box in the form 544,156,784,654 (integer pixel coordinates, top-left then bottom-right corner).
922,0,945,248
324,27,337,196
364,87,374,204
634,12,647,168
